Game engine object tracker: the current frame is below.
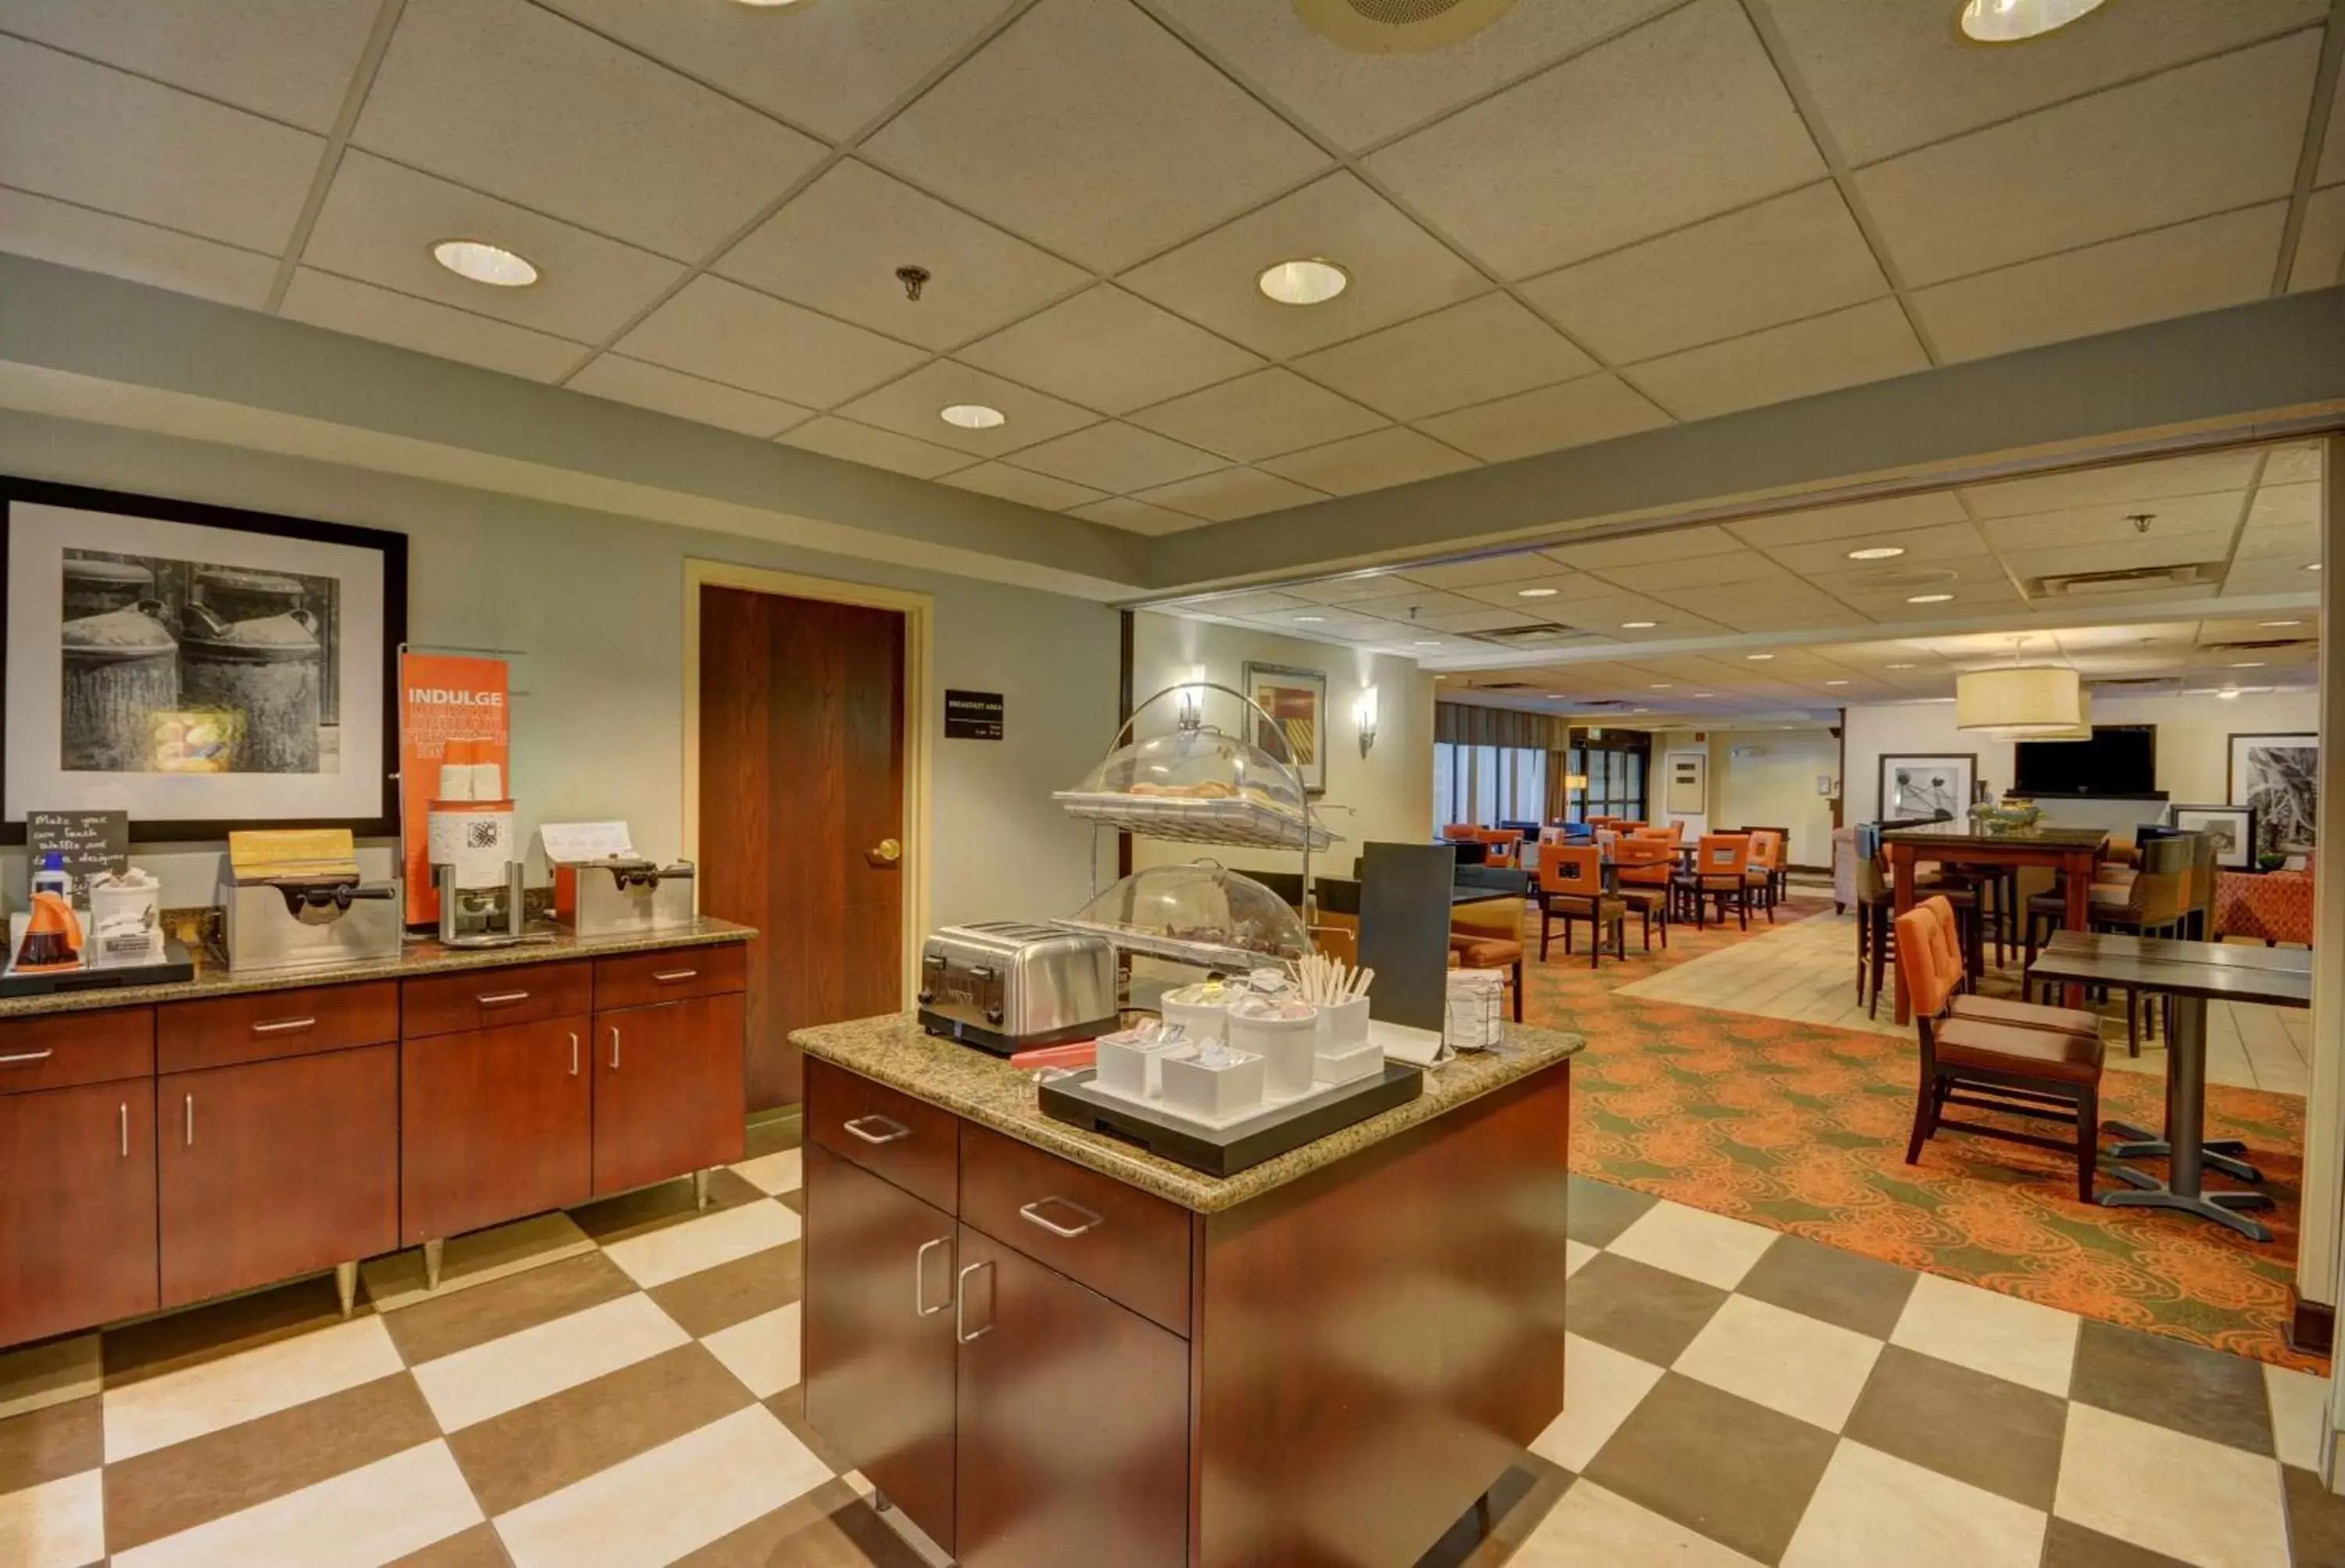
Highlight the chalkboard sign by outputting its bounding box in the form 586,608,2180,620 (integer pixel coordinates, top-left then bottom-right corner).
27,810,130,898
945,690,1004,740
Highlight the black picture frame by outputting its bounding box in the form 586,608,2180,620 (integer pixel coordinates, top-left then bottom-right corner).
1878,753,1976,824
6,476,407,843
2167,803,2256,870
2226,731,2318,854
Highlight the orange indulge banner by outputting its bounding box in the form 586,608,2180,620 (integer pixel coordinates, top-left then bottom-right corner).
399,652,510,927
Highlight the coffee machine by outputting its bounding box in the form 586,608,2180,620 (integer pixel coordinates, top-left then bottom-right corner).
428,764,527,947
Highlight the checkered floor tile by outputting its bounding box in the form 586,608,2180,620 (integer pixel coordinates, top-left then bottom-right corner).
2,1137,2339,1566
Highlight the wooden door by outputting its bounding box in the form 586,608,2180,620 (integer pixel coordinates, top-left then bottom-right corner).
0,1079,158,1346
954,1226,1190,1568
158,1046,398,1308
402,1017,593,1245
592,993,747,1196
699,585,905,1110
802,1144,959,1553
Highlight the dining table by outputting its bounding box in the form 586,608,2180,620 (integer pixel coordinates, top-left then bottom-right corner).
1882,824,2110,1024
2026,930,2311,1241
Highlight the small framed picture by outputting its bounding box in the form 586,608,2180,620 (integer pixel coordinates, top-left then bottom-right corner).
1241,660,1327,795
1879,754,1975,823
2168,803,2256,870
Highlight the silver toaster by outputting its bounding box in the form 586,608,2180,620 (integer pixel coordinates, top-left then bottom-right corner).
917,922,1118,1055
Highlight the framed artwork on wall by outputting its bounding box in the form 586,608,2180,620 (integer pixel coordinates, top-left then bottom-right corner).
2168,803,2256,870
2227,732,2316,856
1241,660,1327,795
6,477,406,842
1663,750,1706,815
1879,754,1974,823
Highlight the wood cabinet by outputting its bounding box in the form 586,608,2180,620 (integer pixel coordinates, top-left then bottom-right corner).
953,1226,1190,1568
593,993,746,1197
158,1044,399,1308
402,1018,593,1246
0,1079,158,1346
802,1144,959,1555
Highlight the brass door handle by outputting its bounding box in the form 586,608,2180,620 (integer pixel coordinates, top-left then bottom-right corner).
867,837,902,866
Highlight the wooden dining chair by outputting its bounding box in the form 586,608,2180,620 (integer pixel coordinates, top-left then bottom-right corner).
1610,837,1673,950
1896,897,2107,1203
1742,829,1785,922
1535,844,1625,967
1674,833,1754,930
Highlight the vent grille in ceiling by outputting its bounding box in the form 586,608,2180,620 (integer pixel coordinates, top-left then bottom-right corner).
2201,637,2315,655
2031,563,2219,597
1293,0,1516,53
1465,622,1595,648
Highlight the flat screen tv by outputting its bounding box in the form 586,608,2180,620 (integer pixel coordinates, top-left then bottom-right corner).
2012,724,2158,798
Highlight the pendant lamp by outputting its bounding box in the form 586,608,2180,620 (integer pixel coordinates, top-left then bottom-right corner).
1956,664,2081,736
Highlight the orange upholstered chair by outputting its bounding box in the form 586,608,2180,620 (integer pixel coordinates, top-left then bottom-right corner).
1610,837,1674,950
1535,844,1625,966
1475,828,1524,870
1742,829,1785,922
1896,897,2107,1201
1674,833,1754,930
1440,823,1480,843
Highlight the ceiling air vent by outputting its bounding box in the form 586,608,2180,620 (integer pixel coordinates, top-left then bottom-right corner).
1466,622,1595,649
2031,563,2219,597
1465,680,1540,691
1292,0,1517,53
2201,637,2315,656
2086,677,2176,692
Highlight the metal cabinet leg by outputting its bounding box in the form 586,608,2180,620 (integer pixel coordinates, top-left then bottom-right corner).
424,1238,445,1292
693,1169,713,1211
335,1261,359,1319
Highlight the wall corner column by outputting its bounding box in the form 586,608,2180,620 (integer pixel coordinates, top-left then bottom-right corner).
2302,431,2345,1489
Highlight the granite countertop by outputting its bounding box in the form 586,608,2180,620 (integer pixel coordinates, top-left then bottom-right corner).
793,1012,1584,1213
0,918,757,1020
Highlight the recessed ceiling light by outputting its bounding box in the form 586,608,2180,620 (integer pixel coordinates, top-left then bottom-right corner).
2230,660,2266,668
1888,662,1917,669
1692,692,1714,697
1633,708,1651,714
940,403,1005,430
1958,0,2110,45
2261,620,2302,628
1650,683,1672,689
1621,620,1657,629
1846,546,1906,561
1826,679,1849,686
1294,614,1326,622
2218,689,2243,700
1258,257,1349,306
2308,562,2323,572
1434,674,1447,681
1413,639,1442,646
1745,653,1774,661
1517,587,1559,598
729,0,807,7
1906,592,1954,603
431,238,538,288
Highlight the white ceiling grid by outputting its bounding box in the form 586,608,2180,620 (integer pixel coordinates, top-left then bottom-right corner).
0,0,2339,530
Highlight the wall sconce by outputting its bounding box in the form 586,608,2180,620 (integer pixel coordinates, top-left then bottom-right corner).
1355,686,1379,757
1176,666,1206,732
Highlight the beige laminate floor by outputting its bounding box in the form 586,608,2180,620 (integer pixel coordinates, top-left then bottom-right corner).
1616,908,2315,1097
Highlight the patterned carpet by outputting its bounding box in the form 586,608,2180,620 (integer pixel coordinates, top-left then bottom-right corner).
1515,895,2320,1371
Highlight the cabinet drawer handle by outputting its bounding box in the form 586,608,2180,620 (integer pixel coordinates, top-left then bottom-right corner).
184,1093,194,1147
477,990,531,1008
1019,1197,1102,1240
251,1017,317,1036
0,1049,55,1065
569,1032,580,1077
843,1114,910,1146
651,968,699,984
915,1237,951,1318
954,1260,994,1344
119,1102,129,1159
609,1026,621,1071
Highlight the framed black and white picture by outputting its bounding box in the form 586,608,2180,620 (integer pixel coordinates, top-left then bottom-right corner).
1241,660,1328,795
2169,804,2256,870
2227,732,2316,855
5,478,406,842
1880,754,1974,823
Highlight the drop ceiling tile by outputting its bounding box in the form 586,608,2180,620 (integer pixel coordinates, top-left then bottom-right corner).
1192,591,1319,618
1963,450,2261,517
958,285,1265,415
1323,586,1484,621
1591,550,1797,594
1131,368,1387,464
2002,532,2239,581
0,0,384,132
2261,446,2322,485
2324,81,2345,185
616,275,929,407
1649,584,1862,628
1540,594,1710,633
303,151,686,342
861,0,1327,272
1152,0,1678,150
1401,556,1563,590
1724,493,1974,547
280,269,584,381
1979,492,2247,548
1007,421,1225,492
1836,580,2026,620
535,0,1008,142
779,416,972,479
0,188,277,306
2245,482,2318,531
714,160,1088,353
1286,573,1429,605
1456,572,1616,608
1760,0,2324,166
1756,521,1992,576
1914,203,2285,363
1364,0,1824,277
1133,467,1328,522
1545,525,1745,570
1409,607,1553,634
941,462,1105,511
836,360,1098,457
353,0,825,261
2236,524,2318,560
1072,496,1208,535
1119,173,1488,359
1520,181,1888,365
1415,374,1672,463
0,37,321,252
1627,298,1928,422
1258,426,1475,496
566,355,812,438
2285,186,2345,292
1287,294,1595,421
1853,32,2318,288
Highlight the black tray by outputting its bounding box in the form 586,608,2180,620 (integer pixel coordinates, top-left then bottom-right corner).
0,941,195,998
1038,1061,1421,1177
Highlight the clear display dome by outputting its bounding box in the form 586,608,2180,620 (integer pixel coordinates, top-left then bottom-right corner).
1055,725,1337,852
1057,861,1311,972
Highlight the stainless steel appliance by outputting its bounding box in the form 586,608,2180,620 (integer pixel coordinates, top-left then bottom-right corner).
435,862,528,948
565,856,696,940
917,922,1118,1055
221,873,403,973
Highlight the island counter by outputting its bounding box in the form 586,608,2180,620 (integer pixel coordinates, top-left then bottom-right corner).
794,1013,1582,1568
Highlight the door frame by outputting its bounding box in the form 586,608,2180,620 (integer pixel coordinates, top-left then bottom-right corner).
681,559,933,1008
